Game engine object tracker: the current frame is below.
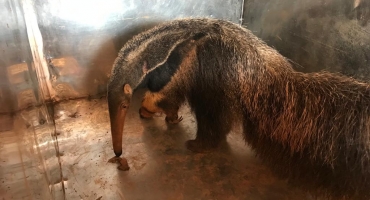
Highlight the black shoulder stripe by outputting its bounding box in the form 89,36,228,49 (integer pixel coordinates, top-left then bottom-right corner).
141,32,208,92
192,32,207,40
144,47,182,92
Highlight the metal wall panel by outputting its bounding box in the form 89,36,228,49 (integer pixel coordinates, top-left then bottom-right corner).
242,0,370,80
0,0,63,199
0,0,41,113
34,0,243,100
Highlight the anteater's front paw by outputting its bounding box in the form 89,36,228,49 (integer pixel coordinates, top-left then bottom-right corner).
139,107,154,119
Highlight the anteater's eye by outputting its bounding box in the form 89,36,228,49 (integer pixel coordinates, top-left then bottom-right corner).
121,104,127,109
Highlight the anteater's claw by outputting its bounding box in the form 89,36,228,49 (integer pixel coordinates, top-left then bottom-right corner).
166,116,183,124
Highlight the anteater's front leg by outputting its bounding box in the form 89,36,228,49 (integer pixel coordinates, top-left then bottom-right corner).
139,91,183,124
139,91,164,119
186,103,232,153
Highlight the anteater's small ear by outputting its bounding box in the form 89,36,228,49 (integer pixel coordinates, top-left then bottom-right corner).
142,61,148,74
123,84,132,95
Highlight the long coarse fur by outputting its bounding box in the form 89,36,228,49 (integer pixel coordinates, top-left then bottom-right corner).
109,18,370,199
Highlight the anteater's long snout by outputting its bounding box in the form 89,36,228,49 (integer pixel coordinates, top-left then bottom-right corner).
108,97,130,157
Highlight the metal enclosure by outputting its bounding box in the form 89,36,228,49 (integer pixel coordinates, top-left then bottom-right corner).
0,0,369,199
243,0,370,78
1,0,243,199
34,0,243,100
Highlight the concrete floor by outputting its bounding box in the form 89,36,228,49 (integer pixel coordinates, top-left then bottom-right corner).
52,90,313,200
1,90,315,199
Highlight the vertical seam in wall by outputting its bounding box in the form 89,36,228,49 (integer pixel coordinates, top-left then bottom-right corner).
17,134,34,199
239,0,245,26
51,120,66,200
21,0,55,101
21,0,65,199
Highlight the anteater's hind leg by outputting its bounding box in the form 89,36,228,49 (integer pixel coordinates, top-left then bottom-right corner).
139,91,183,124
186,103,233,153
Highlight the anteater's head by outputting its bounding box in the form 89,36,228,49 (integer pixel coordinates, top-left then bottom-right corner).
107,70,133,157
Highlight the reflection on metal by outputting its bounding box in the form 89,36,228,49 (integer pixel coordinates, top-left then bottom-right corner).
23,0,56,101
242,0,370,79
6,62,38,109
0,0,64,199
47,0,128,29
239,0,245,25
0,0,39,113
0,106,64,199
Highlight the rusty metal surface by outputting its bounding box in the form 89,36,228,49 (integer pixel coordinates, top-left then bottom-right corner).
242,0,370,79
34,0,243,100
51,91,314,200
